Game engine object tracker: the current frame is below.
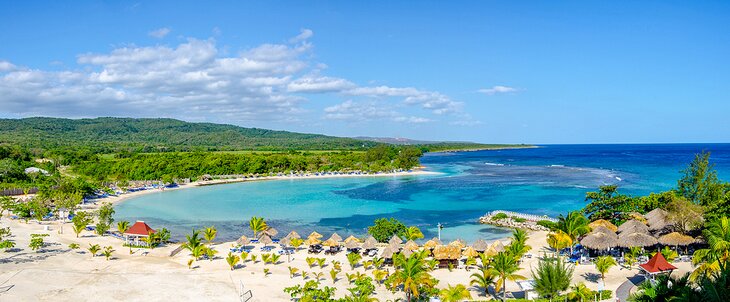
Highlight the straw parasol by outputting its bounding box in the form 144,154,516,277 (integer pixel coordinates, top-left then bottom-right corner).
617,232,658,248
361,239,376,250
236,235,250,246
424,238,442,249
381,247,395,259
591,225,617,235
287,231,301,239
259,234,273,246
644,208,668,221
433,245,461,260
388,235,403,246
262,227,278,237
589,219,618,232
472,239,489,252
580,232,618,250
618,220,649,234
402,248,414,258
364,236,377,245
345,240,361,250
322,238,339,247
490,240,505,253
309,231,323,239
344,235,361,244
305,237,322,246
404,240,419,251
279,236,291,246
463,246,479,258
329,233,343,243
658,232,695,246
449,239,466,249
647,212,672,231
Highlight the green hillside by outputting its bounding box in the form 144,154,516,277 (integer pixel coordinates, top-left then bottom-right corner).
0,117,376,152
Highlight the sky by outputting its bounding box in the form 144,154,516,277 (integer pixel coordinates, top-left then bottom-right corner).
1,1,729,144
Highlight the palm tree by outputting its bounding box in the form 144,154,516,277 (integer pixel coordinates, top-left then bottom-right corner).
557,211,590,254
116,221,130,234
546,231,572,256
594,255,617,286
182,229,203,256
512,228,529,246
567,283,593,302
102,246,114,260
629,273,692,302
470,265,496,297
203,226,217,244
531,256,573,298
439,284,473,302
692,216,730,280
249,216,267,237
347,252,362,270
226,252,239,270
404,226,424,240
88,244,100,257
490,251,525,301
388,253,436,302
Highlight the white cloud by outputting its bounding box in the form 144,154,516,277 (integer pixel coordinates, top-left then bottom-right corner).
478,85,518,95
289,28,313,43
148,27,171,39
0,30,475,127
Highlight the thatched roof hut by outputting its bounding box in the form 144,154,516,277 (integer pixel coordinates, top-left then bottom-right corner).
658,232,695,246
404,240,419,251
589,219,618,232
644,208,668,221
618,220,649,234
591,225,617,235
472,239,489,252
449,239,466,250
433,245,461,260
424,238,442,249
580,232,618,250
463,246,479,258
617,232,658,248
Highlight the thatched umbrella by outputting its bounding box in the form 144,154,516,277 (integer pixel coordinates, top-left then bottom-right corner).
404,240,419,251
645,208,668,221
472,239,489,252
309,231,323,239
589,219,618,232
263,227,278,237
591,226,617,235
361,239,376,250
381,247,395,259
279,236,292,246
329,233,343,243
388,235,403,246
364,236,377,245
259,234,273,246
658,232,695,246
580,232,618,250
433,245,461,260
449,239,466,250
388,242,402,251
345,240,361,250
424,238,442,250
618,220,649,234
463,246,479,258
344,235,361,244
490,240,505,253
287,231,301,239
305,237,322,246
402,248,414,258
322,238,339,247
236,235,250,246
617,232,658,248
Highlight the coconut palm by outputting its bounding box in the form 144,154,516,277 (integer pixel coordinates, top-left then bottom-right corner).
490,251,526,301
347,252,363,270
388,252,437,302
594,256,617,286
629,273,692,302
203,226,217,244
288,266,299,278
116,221,130,234
567,283,593,302
404,226,424,241
373,269,388,286
88,244,100,257
557,211,590,254
692,216,730,280
439,284,473,302
329,268,339,284
531,256,574,298
102,246,114,260
226,252,239,270
182,229,203,254
249,216,267,237
470,265,497,297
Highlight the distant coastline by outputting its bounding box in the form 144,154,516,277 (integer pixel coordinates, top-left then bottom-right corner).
430,144,538,153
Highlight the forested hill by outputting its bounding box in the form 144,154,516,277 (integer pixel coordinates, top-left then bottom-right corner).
0,117,377,152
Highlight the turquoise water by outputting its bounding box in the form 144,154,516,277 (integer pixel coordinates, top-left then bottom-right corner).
115,144,730,243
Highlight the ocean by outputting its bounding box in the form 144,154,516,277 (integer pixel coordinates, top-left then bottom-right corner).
114,144,730,243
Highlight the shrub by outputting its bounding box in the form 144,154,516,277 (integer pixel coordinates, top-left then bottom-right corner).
514,217,527,223
492,213,509,220
537,220,557,230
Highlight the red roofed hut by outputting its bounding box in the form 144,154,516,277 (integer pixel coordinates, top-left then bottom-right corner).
124,221,156,246
639,252,677,279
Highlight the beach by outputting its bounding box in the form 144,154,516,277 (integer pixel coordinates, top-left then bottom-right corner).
0,216,695,301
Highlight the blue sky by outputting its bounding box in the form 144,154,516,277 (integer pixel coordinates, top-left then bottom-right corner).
1,1,729,144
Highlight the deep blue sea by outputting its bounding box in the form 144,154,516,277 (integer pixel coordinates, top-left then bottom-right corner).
115,144,730,243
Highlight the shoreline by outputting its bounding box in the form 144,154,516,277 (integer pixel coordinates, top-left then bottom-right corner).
429,145,539,153
81,169,441,210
